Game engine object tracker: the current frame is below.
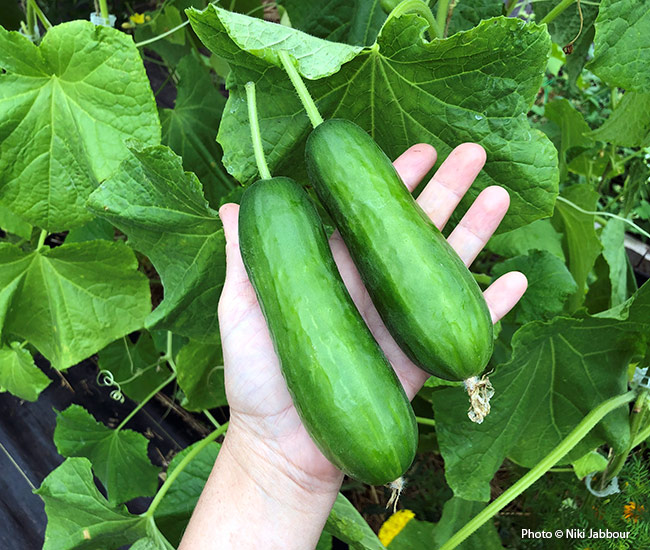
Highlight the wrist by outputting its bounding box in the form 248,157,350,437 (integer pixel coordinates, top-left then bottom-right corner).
223,416,344,503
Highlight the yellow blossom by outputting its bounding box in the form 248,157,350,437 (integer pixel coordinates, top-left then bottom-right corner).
622,501,646,523
378,509,416,546
129,13,146,25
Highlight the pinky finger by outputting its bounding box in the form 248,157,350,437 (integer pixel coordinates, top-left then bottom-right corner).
483,271,528,324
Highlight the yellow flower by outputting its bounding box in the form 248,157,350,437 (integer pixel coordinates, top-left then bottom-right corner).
622,501,646,523
378,509,416,546
129,13,146,25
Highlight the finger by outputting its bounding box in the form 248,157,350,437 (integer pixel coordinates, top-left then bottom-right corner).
218,203,253,297
483,271,528,324
446,186,510,266
417,143,486,229
392,143,437,192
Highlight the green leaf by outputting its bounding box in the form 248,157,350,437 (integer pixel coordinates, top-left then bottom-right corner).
278,0,388,46
0,22,160,231
35,457,147,550
390,498,503,549
325,493,386,550
572,450,608,479
432,281,650,501
87,145,225,343
161,52,234,208
97,333,170,403
176,340,227,411
446,0,504,35
552,185,603,311
53,404,161,505
316,531,333,550
0,342,50,401
601,218,629,307
154,440,220,546
544,99,595,181
188,6,558,232
487,219,564,260
0,204,32,239
491,250,577,324
0,240,151,370
588,0,650,91
65,218,115,244
590,92,650,148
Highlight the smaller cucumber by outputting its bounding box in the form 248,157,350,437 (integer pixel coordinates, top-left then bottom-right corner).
238,176,417,485
305,119,494,383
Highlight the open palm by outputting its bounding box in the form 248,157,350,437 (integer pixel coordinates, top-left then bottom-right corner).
217,143,527,488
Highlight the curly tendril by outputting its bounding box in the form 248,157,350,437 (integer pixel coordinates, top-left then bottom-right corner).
97,369,125,403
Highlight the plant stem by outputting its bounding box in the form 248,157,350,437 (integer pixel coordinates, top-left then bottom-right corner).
135,20,190,47
99,0,110,21
632,420,650,448
605,390,648,480
556,196,650,240
245,82,273,180
439,390,637,550
26,0,36,40
416,416,436,427
203,410,221,428
435,0,450,39
36,229,47,250
472,272,492,287
29,0,52,29
144,422,229,518
116,372,176,431
278,50,324,129
540,0,576,25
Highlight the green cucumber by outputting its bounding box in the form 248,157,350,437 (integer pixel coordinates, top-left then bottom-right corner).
305,119,494,382
238,176,417,485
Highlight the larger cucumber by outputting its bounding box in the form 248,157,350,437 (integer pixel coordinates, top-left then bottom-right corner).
238,176,417,485
305,119,493,382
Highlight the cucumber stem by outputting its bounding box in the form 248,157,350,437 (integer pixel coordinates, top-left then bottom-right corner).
278,50,324,129
245,82,273,180
439,390,637,550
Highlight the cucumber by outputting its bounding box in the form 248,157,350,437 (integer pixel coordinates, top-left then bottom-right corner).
305,119,494,382
238,176,417,484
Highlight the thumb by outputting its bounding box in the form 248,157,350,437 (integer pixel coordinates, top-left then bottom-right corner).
218,203,252,300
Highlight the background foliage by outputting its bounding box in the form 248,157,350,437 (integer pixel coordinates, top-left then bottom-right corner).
0,0,649,549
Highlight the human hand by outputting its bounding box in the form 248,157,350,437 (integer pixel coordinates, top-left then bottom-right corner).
216,143,527,492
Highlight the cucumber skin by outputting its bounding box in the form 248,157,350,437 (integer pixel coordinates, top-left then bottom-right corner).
238,177,417,485
305,119,494,381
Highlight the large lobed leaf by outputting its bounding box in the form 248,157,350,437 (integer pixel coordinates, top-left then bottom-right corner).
0,342,50,401
188,5,558,232
588,0,650,91
35,457,148,550
432,281,650,501
0,22,160,231
53,404,161,505
87,145,225,343
0,240,151,370
160,52,234,208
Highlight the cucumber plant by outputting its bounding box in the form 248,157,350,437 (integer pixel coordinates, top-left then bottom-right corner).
1,1,649,549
